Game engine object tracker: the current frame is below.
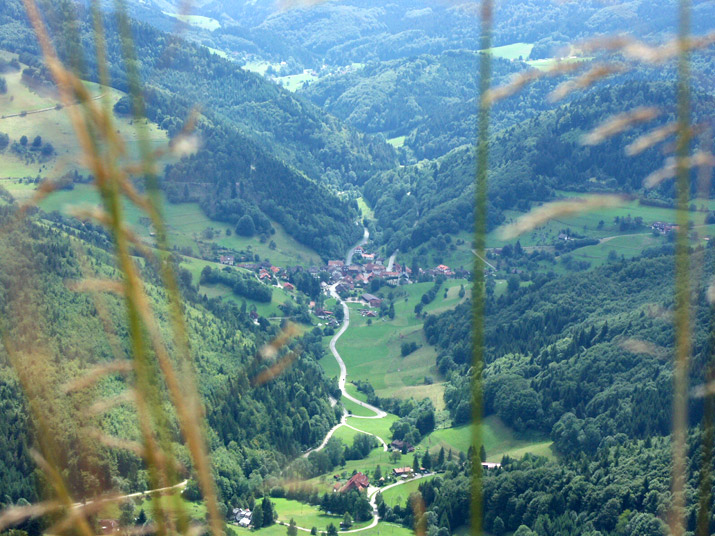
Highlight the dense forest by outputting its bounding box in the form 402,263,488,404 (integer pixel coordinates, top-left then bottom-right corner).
120,0,715,69
0,206,339,526
382,431,715,536
427,245,715,455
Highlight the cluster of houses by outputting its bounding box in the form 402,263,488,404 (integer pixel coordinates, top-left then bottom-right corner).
651,221,679,234
390,439,415,453
323,247,460,295
218,245,463,303
231,508,253,527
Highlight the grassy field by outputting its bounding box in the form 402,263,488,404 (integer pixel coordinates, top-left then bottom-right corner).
387,136,406,148
345,414,399,445
242,60,279,76
198,281,296,318
18,182,321,268
380,475,437,507
243,521,413,536
269,497,368,531
0,52,167,180
274,72,319,92
417,416,555,463
487,42,533,60
356,197,375,220
329,279,469,403
399,232,476,273
135,492,207,523
488,194,715,250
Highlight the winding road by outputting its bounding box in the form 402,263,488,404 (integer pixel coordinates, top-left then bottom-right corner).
346,227,370,265
72,479,188,509
296,229,431,533
301,282,387,459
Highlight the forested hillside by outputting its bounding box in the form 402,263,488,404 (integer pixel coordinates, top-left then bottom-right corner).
121,0,715,67
0,205,339,516
363,77,715,255
428,245,715,453
0,0,394,257
301,52,559,161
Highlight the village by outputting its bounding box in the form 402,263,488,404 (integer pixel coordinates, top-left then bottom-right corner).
215,243,469,326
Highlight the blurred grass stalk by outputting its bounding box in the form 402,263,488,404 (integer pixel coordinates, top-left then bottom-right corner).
670,0,692,535
471,0,491,534
15,0,223,535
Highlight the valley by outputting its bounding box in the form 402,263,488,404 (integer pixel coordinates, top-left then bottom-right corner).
1,1,714,536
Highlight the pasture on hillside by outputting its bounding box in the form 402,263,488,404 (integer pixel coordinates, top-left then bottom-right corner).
0,50,167,179
330,279,470,404
20,182,321,268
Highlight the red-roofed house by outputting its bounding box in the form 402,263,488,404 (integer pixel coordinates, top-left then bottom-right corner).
283,282,295,291
339,472,369,493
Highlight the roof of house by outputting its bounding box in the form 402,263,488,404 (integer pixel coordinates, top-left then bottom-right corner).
339,472,370,493
392,467,413,475
361,293,380,302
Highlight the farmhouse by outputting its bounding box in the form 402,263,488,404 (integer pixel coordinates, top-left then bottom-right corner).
219,255,235,266
392,467,413,478
283,282,295,291
390,439,414,452
232,508,252,527
361,293,382,307
339,472,370,493
328,260,345,268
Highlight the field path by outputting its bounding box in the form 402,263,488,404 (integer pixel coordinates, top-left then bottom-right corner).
72,479,188,509
1,93,104,120
329,285,386,420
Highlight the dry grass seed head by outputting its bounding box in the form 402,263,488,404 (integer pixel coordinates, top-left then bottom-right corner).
63,359,133,392
582,107,660,146
625,122,679,155
499,195,626,239
644,151,715,188
549,63,626,101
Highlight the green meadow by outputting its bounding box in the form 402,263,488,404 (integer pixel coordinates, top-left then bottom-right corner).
417,416,555,463
17,181,321,268
386,136,406,148
162,11,221,31
332,279,470,402
488,193,715,249
269,497,368,531
0,51,167,180
380,475,437,507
